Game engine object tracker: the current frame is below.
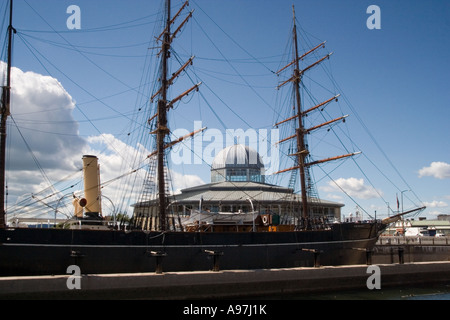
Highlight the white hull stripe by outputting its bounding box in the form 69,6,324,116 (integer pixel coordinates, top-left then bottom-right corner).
1,237,378,249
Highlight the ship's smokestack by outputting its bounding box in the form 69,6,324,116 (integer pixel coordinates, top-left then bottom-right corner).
82,155,102,216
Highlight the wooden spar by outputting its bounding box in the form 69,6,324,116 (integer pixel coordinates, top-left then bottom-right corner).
156,0,189,42
274,113,298,127
276,75,295,90
147,127,206,158
272,152,360,175
299,41,326,61
272,165,302,175
0,0,13,228
305,115,348,134
147,112,158,126
300,52,333,76
277,52,333,90
276,53,333,90
275,133,296,145
305,152,361,167
302,94,340,116
151,56,195,102
169,1,189,26
150,88,162,103
275,41,326,75
275,115,348,147
382,206,426,225
168,82,202,108
169,56,195,84
171,10,194,41
163,127,206,150
273,94,340,127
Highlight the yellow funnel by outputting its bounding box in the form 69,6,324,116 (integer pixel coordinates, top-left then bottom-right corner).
82,155,102,215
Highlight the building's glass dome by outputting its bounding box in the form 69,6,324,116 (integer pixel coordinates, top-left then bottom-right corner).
211,144,265,183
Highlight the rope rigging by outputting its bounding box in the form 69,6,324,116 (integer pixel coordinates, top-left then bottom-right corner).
2,0,425,225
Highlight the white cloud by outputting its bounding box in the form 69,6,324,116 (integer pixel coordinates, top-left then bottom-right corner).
423,200,448,208
418,162,450,179
170,170,205,194
422,199,448,217
2,64,204,219
6,64,86,169
326,193,344,201
320,177,382,200
428,210,449,217
2,62,87,199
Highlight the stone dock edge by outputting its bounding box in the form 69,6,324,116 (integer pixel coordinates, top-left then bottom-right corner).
1,261,450,299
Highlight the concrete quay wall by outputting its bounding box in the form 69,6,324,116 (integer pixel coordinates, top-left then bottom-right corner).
1,261,450,299
373,245,450,264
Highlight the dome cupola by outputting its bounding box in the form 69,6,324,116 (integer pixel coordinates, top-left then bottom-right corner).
211,144,265,183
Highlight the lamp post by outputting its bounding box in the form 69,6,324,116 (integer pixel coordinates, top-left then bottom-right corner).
400,189,410,237
401,189,410,213
247,198,255,232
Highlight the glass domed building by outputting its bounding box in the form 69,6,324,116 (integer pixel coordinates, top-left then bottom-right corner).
132,144,344,231
211,144,265,183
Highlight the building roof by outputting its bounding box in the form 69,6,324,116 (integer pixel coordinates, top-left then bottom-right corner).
211,144,264,170
411,220,450,228
133,144,344,210
133,181,344,208
176,181,292,204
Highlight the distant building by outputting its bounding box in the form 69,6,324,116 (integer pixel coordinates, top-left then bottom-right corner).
386,218,450,236
132,144,344,231
437,214,450,222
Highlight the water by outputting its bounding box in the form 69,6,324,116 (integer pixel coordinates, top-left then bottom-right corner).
265,282,450,300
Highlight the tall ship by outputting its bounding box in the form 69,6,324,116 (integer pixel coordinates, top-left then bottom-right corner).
0,0,424,276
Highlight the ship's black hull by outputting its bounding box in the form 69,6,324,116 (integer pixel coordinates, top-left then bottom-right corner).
0,222,382,276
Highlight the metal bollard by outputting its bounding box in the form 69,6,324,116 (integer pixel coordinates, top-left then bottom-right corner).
313,250,321,268
302,248,322,268
366,249,373,265
204,250,224,272
148,251,167,274
398,247,404,264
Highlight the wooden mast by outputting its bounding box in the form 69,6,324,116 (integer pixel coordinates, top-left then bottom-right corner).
157,0,171,231
291,5,309,220
0,0,14,229
153,0,197,231
274,7,357,222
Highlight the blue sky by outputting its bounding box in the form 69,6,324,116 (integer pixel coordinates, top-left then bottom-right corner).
1,0,449,220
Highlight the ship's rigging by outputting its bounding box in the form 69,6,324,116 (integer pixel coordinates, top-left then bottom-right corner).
0,0,434,279
0,0,14,228
270,6,362,220
145,0,204,231
0,1,426,227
